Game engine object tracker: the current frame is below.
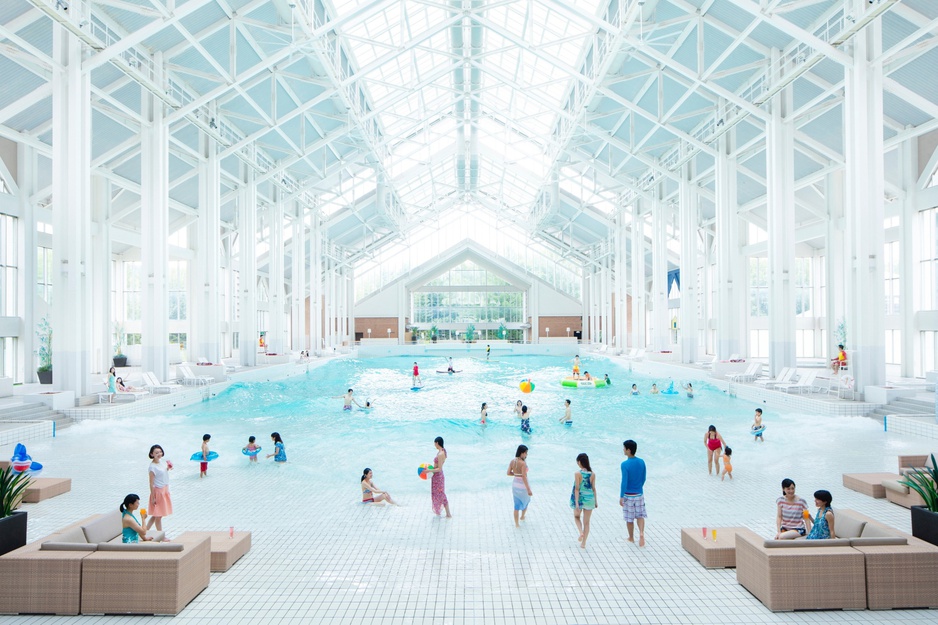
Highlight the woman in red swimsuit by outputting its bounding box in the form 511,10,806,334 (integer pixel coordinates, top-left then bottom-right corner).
704,425,725,476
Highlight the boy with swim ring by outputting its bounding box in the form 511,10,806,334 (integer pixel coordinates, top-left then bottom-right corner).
199,434,211,478
751,408,765,442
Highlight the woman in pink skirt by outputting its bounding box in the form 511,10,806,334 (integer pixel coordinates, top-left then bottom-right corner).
147,444,173,531
424,436,451,517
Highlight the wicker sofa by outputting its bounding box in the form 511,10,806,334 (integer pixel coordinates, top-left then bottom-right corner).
735,509,938,611
0,511,210,616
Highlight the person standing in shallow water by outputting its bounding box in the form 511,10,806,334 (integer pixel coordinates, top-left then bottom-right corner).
570,452,596,549
424,436,451,517
507,444,532,527
620,439,647,547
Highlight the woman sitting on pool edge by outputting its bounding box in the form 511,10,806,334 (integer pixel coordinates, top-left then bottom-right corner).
361,468,397,505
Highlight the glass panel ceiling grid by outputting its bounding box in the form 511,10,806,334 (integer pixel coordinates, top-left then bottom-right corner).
354,209,582,301
332,0,605,216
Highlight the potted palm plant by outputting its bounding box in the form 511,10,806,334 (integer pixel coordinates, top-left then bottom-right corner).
465,324,476,343
430,324,438,343
901,454,938,547
113,321,128,367
35,316,52,385
0,466,31,555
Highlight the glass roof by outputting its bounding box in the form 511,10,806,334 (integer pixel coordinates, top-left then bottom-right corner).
330,0,606,216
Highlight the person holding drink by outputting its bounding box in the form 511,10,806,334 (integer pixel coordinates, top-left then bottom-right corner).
146,444,173,532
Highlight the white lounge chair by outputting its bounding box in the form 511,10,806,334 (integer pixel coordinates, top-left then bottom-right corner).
143,372,183,394
114,389,149,402
754,367,795,388
727,362,762,383
625,348,645,362
776,370,819,394
178,365,213,386
696,355,717,369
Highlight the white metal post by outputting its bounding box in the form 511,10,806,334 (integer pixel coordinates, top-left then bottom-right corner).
239,166,257,367
51,23,93,395
194,125,221,363
679,172,698,363
715,129,742,360
766,82,796,376
90,175,111,374
844,11,886,392
267,197,284,354
630,204,645,349
16,145,36,384
651,193,669,351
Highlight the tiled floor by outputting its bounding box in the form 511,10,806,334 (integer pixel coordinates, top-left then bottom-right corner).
3,361,937,625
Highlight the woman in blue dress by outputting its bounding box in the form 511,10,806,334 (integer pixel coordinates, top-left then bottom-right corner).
267,432,287,463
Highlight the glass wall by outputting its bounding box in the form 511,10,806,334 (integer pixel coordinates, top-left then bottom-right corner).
0,214,17,316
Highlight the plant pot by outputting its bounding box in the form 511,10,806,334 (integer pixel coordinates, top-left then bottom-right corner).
911,505,938,547
113,356,128,367
37,370,52,385
0,510,27,556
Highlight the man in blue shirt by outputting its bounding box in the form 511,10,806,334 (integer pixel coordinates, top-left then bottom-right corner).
619,439,647,547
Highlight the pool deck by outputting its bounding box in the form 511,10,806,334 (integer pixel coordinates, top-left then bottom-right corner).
1,351,936,625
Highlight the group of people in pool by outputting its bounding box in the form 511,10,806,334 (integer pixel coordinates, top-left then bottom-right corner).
361,436,649,549
628,381,694,397
701,409,768,481
117,433,288,543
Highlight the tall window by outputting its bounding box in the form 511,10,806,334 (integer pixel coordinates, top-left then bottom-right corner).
36,246,52,305
168,261,187,320
124,262,142,320
0,214,17,316
0,336,15,379
411,261,524,324
920,208,937,310
884,240,900,315
749,257,768,316
794,258,813,316
168,332,187,350
885,329,901,365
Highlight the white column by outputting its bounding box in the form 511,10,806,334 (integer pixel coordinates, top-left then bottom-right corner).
267,198,285,353
91,176,111,373
579,273,587,343
291,206,306,350
615,207,627,352
16,146,36,383
715,130,743,360
194,127,221,362
766,84,797,376
844,11,886,391
51,24,93,395
679,174,698,363
898,138,916,378
239,167,257,367
140,54,170,382
310,213,322,353
826,170,846,354
630,205,645,348
651,195,669,351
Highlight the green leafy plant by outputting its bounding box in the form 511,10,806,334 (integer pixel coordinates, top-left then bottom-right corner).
834,317,847,348
35,316,52,373
900,454,938,513
430,324,438,340
114,321,125,356
498,322,507,340
465,324,476,342
0,466,32,518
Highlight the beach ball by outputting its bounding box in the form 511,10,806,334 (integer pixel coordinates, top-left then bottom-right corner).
417,464,434,480
519,379,534,393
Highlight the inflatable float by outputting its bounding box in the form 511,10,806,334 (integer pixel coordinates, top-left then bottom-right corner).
242,447,262,456
750,426,767,436
190,451,219,462
660,382,681,395
9,443,42,474
560,377,606,389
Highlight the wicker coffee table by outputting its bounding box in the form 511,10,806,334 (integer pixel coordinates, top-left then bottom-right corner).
842,472,901,499
177,531,251,572
681,527,744,568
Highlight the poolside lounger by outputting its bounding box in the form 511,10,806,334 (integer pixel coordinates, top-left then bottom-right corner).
144,372,183,394
775,370,819,394
727,362,762,383
753,367,795,388
114,389,149,402
178,365,212,386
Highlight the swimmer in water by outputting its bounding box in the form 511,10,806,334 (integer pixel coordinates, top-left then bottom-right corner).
480,402,488,425
682,382,694,398
333,389,362,411
604,374,611,386
650,383,659,395
558,399,572,425
630,384,639,395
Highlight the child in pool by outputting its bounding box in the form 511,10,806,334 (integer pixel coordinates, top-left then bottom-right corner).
480,402,488,425
558,399,572,425
243,436,260,463
751,408,764,442
682,382,694,398
199,434,211,478
650,383,659,394
630,384,639,395
721,447,733,481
